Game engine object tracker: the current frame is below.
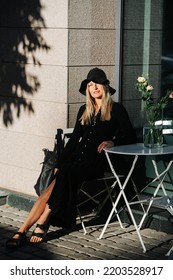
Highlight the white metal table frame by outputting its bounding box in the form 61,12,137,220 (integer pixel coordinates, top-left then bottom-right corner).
98,143,173,253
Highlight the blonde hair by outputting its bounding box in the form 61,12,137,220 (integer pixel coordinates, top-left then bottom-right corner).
80,84,113,125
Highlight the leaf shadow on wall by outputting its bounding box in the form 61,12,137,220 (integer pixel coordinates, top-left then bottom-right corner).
0,0,51,126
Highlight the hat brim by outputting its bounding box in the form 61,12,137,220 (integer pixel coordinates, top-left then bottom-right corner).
79,79,116,95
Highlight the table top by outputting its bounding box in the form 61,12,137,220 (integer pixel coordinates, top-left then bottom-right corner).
104,143,173,156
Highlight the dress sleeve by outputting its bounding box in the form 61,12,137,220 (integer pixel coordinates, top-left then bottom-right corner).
55,105,85,168
112,103,137,145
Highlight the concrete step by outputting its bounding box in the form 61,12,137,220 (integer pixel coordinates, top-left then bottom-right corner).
7,192,36,212
121,204,173,234
0,190,9,206
0,188,36,212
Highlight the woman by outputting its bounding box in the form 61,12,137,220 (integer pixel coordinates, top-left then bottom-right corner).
6,67,137,248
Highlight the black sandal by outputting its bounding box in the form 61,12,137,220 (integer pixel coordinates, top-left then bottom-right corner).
29,223,49,244
6,232,27,249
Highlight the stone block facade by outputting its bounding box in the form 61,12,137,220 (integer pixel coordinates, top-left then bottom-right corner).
0,0,164,196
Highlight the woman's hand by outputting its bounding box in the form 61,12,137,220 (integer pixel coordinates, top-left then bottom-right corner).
97,140,114,153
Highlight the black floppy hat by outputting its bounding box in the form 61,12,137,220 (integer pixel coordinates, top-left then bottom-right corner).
79,67,116,95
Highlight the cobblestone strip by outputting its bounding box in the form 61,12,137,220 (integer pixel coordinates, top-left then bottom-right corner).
0,205,172,260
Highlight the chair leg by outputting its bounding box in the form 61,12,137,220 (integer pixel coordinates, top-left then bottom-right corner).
77,206,87,234
77,175,124,235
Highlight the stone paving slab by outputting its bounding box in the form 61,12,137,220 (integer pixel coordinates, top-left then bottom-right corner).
0,204,173,260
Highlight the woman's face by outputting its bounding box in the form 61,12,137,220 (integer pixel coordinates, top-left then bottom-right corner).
87,82,104,99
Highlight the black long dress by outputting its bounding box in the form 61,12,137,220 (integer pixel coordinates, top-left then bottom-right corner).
48,102,137,227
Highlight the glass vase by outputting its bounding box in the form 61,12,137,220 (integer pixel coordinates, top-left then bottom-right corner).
143,123,163,148
143,108,163,148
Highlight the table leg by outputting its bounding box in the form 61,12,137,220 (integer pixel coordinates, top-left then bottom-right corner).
98,152,147,253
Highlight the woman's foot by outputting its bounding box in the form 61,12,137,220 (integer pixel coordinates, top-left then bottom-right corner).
29,223,49,244
6,232,27,249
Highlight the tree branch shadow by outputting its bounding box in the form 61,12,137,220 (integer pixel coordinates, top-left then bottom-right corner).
0,0,51,126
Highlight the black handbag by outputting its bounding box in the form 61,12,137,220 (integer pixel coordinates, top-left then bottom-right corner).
34,129,64,196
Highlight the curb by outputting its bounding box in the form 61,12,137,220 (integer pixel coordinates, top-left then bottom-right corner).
121,205,173,234
0,188,36,212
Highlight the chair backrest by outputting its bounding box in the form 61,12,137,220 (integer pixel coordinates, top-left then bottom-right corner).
155,120,173,144
155,120,173,135
57,128,74,148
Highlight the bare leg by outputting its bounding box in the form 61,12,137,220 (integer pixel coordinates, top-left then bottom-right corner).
29,203,52,243
11,178,55,240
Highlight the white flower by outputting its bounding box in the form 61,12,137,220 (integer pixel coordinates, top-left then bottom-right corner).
137,76,146,83
146,85,154,91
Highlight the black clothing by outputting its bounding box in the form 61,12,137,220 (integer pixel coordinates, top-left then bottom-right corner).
48,102,137,227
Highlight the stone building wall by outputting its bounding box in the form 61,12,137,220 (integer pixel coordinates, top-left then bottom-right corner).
0,0,69,196
0,0,117,196
0,0,163,196
67,0,117,128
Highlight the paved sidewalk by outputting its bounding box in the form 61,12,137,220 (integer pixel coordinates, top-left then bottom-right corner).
0,204,173,260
